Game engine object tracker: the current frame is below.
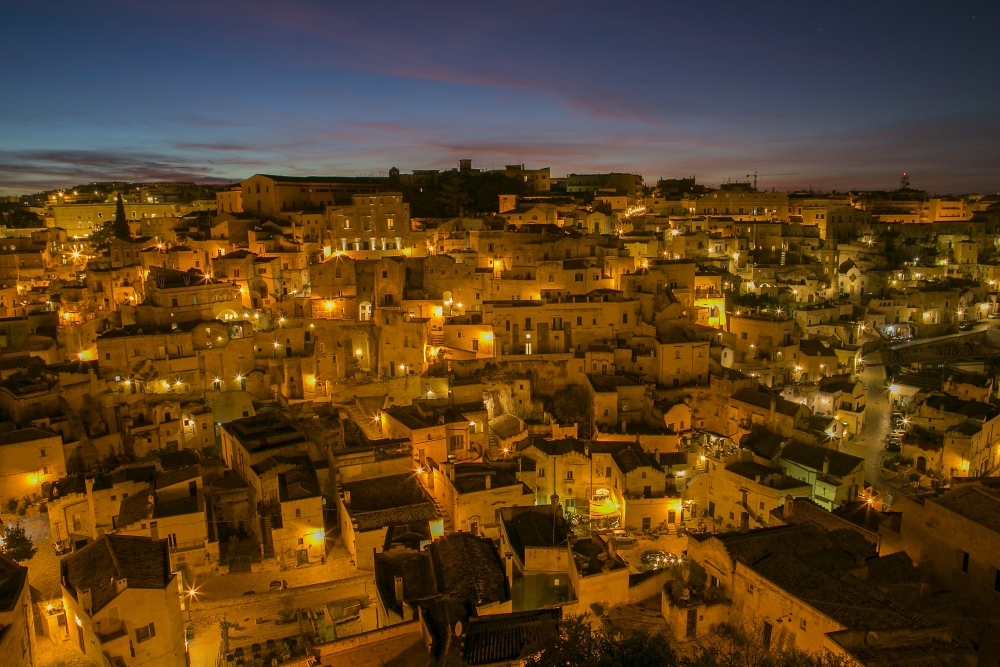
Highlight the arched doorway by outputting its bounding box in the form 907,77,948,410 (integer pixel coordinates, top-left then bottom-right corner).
359,301,371,321
916,456,927,472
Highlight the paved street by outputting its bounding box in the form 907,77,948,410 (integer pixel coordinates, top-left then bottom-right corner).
842,365,891,497
187,572,374,667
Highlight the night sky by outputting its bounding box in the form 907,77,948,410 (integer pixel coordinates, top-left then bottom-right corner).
2,1,998,195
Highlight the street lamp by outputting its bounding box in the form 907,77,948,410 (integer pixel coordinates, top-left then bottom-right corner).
186,587,198,622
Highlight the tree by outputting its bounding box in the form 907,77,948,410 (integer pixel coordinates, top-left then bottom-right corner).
551,384,590,425
113,192,131,240
1,522,37,563
688,623,852,667
521,614,678,667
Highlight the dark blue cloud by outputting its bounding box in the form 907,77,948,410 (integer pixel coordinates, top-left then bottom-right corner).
0,0,998,194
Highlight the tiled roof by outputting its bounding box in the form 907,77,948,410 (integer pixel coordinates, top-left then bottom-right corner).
462,609,561,666
740,429,787,459
0,553,27,613
779,441,863,478
931,484,1000,534
517,436,587,457
690,523,875,571
158,449,200,470
155,465,200,490
846,640,975,667
500,507,568,561
772,498,880,543
489,414,523,440
374,548,437,617
798,337,839,358
751,553,936,631
587,373,641,392
117,487,153,527
731,389,802,417
433,533,510,607
865,551,926,587
611,446,663,474
278,468,320,501
924,394,1000,421
0,426,58,445
340,474,438,532
657,452,688,467
61,535,171,614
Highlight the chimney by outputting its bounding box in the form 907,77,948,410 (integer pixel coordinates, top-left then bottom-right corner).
769,397,777,424
607,534,617,562
343,490,351,506
784,494,794,519
822,457,830,475
484,473,491,490
394,575,404,602
448,465,455,481
504,553,513,587
79,589,92,615
740,512,750,533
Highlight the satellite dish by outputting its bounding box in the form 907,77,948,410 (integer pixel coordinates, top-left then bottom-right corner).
454,621,463,637
865,631,879,646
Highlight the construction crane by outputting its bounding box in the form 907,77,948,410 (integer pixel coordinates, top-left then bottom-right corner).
746,172,800,190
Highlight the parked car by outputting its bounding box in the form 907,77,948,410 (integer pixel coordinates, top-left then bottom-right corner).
639,550,682,569
640,550,665,565
610,528,636,545
885,441,901,453
269,580,283,591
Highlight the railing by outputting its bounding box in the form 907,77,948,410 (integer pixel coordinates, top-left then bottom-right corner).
170,539,206,554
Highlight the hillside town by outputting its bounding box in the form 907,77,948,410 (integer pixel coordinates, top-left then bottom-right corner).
0,165,998,667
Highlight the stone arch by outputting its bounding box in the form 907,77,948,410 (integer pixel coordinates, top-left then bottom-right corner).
359,301,372,321
216,307,239,321
915,456,927,472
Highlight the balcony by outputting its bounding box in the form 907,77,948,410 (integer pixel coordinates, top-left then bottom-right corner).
170,539,207,554
96,619,128,643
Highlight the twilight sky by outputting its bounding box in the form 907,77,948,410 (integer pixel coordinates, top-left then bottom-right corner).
2,1,998,195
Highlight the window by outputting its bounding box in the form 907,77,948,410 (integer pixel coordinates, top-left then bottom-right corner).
472,339,479,351
565,470,573,481
538,468,546,478
135,623,156,643
605,467,612,477
642,517,651,531
960,550,970,573
295,508,301,519
39,449,46,457
576,317,583,326
741,332,748,339
42,466,50,475
622,313,628,324
575,273,583,282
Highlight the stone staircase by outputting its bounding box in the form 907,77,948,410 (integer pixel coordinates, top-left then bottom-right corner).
261,515,275,559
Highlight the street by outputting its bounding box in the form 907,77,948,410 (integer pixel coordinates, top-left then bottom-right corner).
842,365,890,496
187,573,375,667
